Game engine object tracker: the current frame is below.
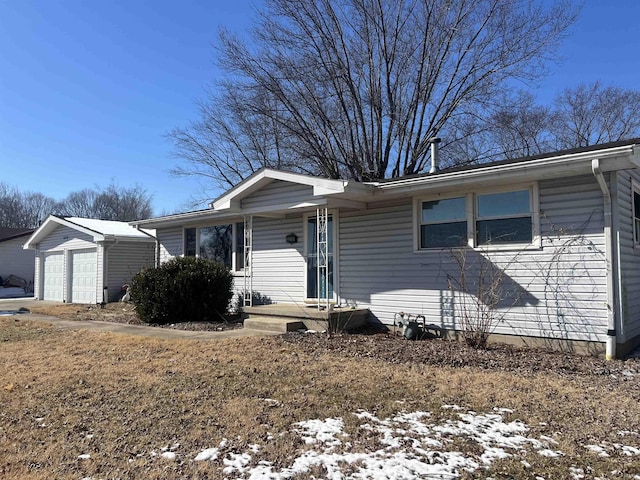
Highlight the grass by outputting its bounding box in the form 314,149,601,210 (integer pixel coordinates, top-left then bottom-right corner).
1,316,639,479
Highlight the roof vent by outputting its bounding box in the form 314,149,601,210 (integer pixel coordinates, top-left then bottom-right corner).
429,137,441,174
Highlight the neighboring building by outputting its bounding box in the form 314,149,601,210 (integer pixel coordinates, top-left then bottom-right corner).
0,227,35,289
132,139,640,359
24,216,156,304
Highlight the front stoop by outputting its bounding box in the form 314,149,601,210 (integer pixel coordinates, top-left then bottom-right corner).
242,304,370,333
243,316,305,333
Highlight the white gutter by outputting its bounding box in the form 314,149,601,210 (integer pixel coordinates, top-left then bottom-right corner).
378,144,636,191
592,158,616,359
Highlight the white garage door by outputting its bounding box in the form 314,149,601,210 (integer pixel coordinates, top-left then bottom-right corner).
70,249,97,304
43,252,64,301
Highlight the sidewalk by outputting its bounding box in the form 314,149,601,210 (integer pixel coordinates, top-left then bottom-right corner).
0,298,280,341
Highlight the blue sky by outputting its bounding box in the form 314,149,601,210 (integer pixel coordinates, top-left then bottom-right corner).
1,0,639,216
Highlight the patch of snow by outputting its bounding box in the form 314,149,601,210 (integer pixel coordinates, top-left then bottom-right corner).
77,454,91,460
569,467,585,479
294,418,344,448
621,445,640,456
442,404,463,411
159,407,577,478
194,447,220,461
160,452,176,460
261,398,282,407
585,444,610,457
538,449,564,458
223,452,252,474
493,407,514,414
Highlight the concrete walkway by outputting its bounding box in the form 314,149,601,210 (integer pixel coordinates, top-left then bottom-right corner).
0,298,281,341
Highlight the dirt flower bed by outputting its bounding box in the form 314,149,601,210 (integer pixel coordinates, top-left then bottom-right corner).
28,302,243,331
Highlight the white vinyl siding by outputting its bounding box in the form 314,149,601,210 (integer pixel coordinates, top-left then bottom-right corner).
614,170,640,343
340,174,607,343
241,180,313,211
0,236,35,282
248,216,305,304
105,242,156,302
157,227,182,264
38,225,94,251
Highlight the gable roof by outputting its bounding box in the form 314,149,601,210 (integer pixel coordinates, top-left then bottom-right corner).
23,215,155,249
209,168,371,210
0,227,35,243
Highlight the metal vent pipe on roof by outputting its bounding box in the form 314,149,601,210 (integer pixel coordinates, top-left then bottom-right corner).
429,137,442,174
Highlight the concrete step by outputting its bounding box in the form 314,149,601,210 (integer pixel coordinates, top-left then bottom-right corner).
243,316,306,333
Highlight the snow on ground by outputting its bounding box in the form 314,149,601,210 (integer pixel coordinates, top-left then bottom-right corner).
75,405,640,479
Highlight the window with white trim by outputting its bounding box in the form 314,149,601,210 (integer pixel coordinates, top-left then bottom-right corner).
417,186,536,250
420,196,468,248
184,222,245,271
476,190,532,245
633,186,640,245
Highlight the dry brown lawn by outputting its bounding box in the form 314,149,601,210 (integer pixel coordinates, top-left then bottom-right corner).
1,316,640,479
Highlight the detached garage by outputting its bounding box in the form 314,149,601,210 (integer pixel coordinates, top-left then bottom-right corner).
24,216,156,304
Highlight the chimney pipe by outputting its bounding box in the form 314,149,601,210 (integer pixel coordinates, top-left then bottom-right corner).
429,137,441,174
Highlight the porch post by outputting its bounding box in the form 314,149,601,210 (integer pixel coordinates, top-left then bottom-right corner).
317,207,329,311
243,215,253,308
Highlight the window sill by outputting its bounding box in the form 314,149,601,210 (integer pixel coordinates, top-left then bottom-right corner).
414,242,542,254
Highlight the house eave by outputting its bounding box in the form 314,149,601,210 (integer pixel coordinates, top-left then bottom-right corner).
375,144,639,196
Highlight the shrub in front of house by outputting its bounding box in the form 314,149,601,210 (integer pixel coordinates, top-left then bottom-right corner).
130,256,234,324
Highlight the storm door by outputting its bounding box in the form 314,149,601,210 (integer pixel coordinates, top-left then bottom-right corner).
305,211,336,303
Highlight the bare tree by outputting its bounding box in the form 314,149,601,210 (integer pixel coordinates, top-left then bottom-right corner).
551,82,640,149
0,183,58,228
488,91,553,159
169,0,577,189
0,183,153,227
59,183,153,221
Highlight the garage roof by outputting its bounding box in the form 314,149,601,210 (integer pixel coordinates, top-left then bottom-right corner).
23,215,155,249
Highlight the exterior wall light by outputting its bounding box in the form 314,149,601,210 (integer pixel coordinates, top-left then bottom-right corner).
286,233,298,244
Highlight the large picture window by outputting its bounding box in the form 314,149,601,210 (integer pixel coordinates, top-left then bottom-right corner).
184,222,245,271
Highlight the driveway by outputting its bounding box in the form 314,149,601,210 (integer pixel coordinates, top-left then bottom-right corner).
0,298,279,340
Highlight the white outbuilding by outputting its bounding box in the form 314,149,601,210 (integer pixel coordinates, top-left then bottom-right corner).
24,216,156,304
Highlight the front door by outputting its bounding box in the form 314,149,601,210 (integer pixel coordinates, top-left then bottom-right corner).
305,212,335,302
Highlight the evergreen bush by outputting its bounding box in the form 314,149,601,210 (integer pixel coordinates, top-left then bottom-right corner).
130,257,234,324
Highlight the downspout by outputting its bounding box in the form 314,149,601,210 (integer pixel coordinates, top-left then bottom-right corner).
592,159,616,359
